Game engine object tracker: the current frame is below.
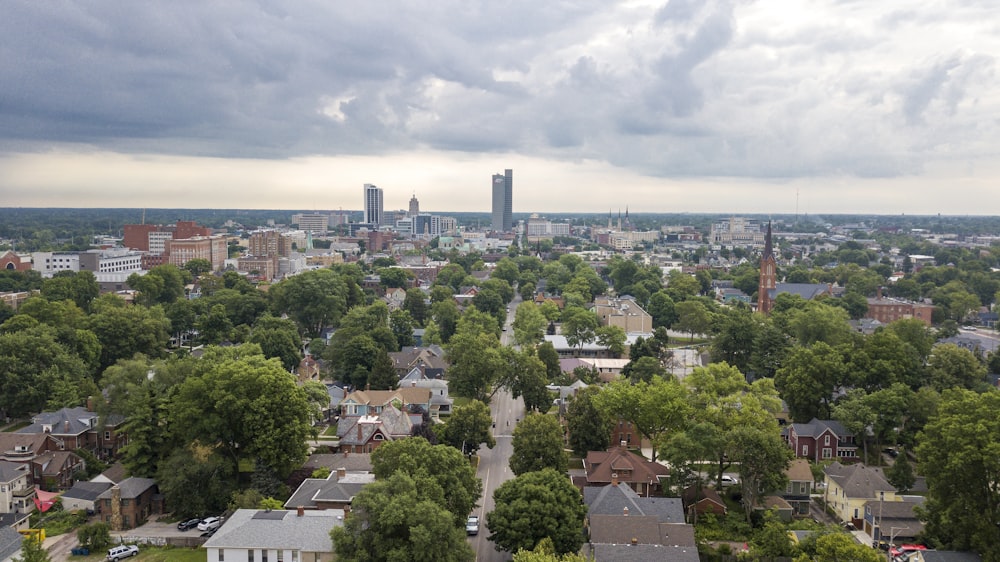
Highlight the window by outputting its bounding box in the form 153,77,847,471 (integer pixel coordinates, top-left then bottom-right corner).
262,551,268,562
824,435,830,445
801,444,809,456
218,550,224,562
249,551,254,562
105,431,111,440
291,551,298,562
822,448,832,459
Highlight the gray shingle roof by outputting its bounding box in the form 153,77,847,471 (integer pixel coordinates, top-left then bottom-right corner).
824,462,894,498
0,527,23,561
284,471,374,509
591,543,699,562
202,509,343,552
584,484,684,524
0,461,29,483
63,481,113,502
96,477,156,500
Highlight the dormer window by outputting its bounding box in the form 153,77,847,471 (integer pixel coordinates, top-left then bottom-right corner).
42,424,52,433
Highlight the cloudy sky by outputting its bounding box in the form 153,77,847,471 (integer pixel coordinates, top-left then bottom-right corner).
2,0,999,215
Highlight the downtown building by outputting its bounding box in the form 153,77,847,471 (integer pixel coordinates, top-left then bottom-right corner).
364,184,384,227
491,169,513,232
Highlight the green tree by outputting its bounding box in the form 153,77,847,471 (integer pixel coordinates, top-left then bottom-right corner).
647,290,677,329
513,302,547,347
183,258,213,277
565,386,612,456
710,306,760,373
595,325,626,358
926,343,987,391
487,468,587,555
367,348,398,391
169,345,314,479
403,287,428,326
378,267,413,289
88,294,171,371
775,342,849,422
331,472,474,562
593,377,689,461
248,313,302,371
197,303,234,345
886,448,915,493
370,438,482,526
512,538,589,562
157,444,236,518
269,269,353,336
751,513,795,558
440,400,495,456
510,413,568,475
625,356,665,383
77,522,112,552
41,270,99,312
0,323,93,416
796,532,882,562
12,535,51,562
390,309,416,348
916,389,1000,554
785,301,854,346
730,425,792,522
674,299,711,341
561,308,598,355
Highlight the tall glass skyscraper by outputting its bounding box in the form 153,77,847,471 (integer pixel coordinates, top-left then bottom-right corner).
364,183,383,226
491,169,513,232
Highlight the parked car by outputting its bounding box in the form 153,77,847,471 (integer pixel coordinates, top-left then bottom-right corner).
720,475,739,486
177,518,202,531
198,516,222,532
466,515,479,536
106,545,139,561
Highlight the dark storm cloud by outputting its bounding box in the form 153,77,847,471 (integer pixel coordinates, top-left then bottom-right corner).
1,0,998,184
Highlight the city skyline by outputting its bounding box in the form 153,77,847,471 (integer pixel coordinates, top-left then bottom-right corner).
2,2,999,215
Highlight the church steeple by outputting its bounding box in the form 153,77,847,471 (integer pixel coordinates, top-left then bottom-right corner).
758,221,777,315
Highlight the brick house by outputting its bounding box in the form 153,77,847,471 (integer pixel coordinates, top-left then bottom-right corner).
96,477,162,531
785,418,858,463
17,406,127,460
581,446,669,497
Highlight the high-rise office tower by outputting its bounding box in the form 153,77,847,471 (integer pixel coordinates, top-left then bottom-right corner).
408,193,419,217
364,184,384,226
491,169,513,232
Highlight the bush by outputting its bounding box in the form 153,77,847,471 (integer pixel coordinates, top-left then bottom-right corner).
77,522,112,551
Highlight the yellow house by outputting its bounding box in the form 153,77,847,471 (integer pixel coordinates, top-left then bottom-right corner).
823,462,899,527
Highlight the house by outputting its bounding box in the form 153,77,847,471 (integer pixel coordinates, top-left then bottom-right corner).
336,405,420,454
0,432,91,493
284,466,375,511
0,513,29,533
681,485,727,521
863,497,924,544
296,355,322,383
90,462,127,485
398,377,453,418
203,508,343,562
383,287,407,311
786,418,858,462
782,459,814,517
96,477,162,531
338,387,432,418
582,447,670,497
388,346,447,379
823,462,898,528
17,405,127,460
754,496,794,522
583,480,697,562
911,552,982,562
61,481,113,513
0,527,23,562
0,462,34,515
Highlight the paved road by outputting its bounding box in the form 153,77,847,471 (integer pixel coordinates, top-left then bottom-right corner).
468,297,523,561
470,388,523,562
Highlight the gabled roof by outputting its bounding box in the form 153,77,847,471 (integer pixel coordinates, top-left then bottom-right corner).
823,462,894,499
18,406,122,436
591,543,699,562
0,433,51,459
337,405,415,446
96,477,157,500
790,418,852,440
62,481,114,502
0,460,29,483
920,552,982,562
342,387,432,408
203,509,343,552
583,483,684,524
785,459,813,482
585,446,670,486
681,485,726,509
302,453,372,473
589,515,693,546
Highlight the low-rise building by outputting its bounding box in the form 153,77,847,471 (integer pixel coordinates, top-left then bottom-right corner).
96,477,161,531
203,508,342,562
823,462,898,528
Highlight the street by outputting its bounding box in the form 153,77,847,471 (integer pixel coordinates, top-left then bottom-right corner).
467,296,523,561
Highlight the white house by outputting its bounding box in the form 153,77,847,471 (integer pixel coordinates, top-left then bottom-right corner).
203,508,343,562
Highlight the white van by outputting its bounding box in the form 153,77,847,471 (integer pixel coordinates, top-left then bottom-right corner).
107,545,139,560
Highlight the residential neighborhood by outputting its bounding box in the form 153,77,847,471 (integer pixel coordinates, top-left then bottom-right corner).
0,208,998,562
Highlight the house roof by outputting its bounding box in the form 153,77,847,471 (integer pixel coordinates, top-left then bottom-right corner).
302,453,373,473
203,509,343,552
589,515,694,547
96,477,157,500
62,481,113,502
583,484,684,524
33,450,81,476
785,459,813,482
681,485,726,509
92,462,127,484
769,283,831,301
0,526,23,562
0,433,50,458
919,552,982,562
585,447,670,486
284,470,375,509
790,418,852,440
823,462,895,499
591,543,699,562
17,406,122,436
342,387,432,408
0,460,28,483
758,495,793,511
337,405,415,446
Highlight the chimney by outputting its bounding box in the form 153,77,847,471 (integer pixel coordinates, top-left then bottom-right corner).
631,537,638,546
297,506,304,517
64,420,70,432
623,507,629,516
337,467,346,479
876,286,883,299
612,473,618,487
86,396,94,412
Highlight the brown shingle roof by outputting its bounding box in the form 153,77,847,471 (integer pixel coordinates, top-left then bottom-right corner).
586,447,669,486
